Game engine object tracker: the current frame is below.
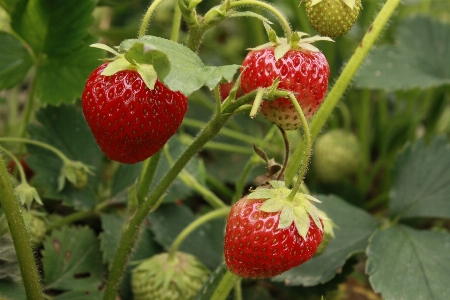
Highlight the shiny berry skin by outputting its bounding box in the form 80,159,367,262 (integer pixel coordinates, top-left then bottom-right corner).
224,197,324,278
82,62,188,164
240,48,330,130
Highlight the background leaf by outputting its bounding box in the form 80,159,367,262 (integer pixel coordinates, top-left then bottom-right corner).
52,290,103,300
10,0,96,55
0,280,26,300
272,195,379,286
42,226,106,292
366,225,450,300
147,203,225,270
354,16,450,90
389,136,450,220
0,31,32,90
33,40,104,105
26,105,103,210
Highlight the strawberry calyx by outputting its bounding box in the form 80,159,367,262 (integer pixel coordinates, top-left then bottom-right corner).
250,23,333,60
247,180,327,239
90,41,170,91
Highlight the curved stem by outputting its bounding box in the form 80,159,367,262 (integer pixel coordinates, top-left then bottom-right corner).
210,270,239,300
170,3,182,42
286,93,311,200
0,156,42,300
136,150,162,204
0,146,27,183
0,137,70,164
285,0,402,185
167,207,230,262
230,0,292,40
139,0,166,37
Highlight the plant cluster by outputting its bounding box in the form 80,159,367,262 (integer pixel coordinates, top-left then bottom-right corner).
0,0,449,300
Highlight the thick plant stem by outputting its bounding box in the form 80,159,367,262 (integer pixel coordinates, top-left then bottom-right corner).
167,207,230,262
230,0,292,40
102,97,248,299
0,156,42,300
285,0,402,185
139,0,166,37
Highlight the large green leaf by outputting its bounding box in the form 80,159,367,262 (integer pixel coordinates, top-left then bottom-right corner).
118,36,240,96
0,31,32,90
147,203,225,270
42,226,106,291
10,0,96,55
389,137,450,220
272,195,379,286
34,41,104,105
26,105,103,210
366,225,450,300
354,16,450,90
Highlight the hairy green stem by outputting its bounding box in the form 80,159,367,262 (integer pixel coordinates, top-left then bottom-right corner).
230,0,292,40
103,96,251,299
167,207,230,261
170,3,182,42
136,150,162,204
286,93,311,199
285,0,402,185
210,270,239,300
139,0,166,37
0,155,42,300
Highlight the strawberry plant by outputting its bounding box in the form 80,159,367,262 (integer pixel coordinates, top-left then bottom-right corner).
0,0,450,300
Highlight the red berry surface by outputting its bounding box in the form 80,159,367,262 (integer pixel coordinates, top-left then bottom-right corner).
82,63,188,164
224,197,324,278
240,48,329,130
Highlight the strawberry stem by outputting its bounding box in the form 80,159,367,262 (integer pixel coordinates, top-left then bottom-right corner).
286,92,312,200
138,0,167,37
0,155,42,300
285,0,402,185
136,150,162,204
0,146,28,184
277,125,290,180
230,0,292,40
167,207,230,262
170,3,182,42
210,270,240,300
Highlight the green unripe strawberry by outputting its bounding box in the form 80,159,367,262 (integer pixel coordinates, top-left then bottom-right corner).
304,0,362,38
132,252,209,300
22,211,47,247
312,129,362,182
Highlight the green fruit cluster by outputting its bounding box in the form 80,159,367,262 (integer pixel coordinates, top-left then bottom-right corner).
132,252,209,300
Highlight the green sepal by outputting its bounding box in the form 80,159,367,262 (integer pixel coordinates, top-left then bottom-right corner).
90,43,119,56
14,182,43,209
310,0,323,6
343,0,357,9
263,22,278,44
58,161,94,191
101,56,134,76
274,43,291,61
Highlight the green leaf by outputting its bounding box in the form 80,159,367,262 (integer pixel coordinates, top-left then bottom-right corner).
26,105,103,210
10,0,96,55
0,280,26,300
366,225,450,300
42,226,106,291
147,203,225,270
389,137,450,220
118,36,240,96
53,290,104,300
272,195,378,286
34,41,104,105
0,31,32,90
355,16,450,90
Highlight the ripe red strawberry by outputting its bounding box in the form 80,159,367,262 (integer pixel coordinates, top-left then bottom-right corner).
304,0,362,38
240,43,330,130
82,62,188,164
224,189,324,278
